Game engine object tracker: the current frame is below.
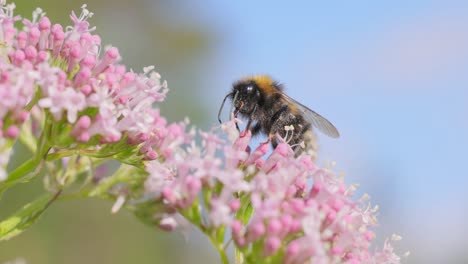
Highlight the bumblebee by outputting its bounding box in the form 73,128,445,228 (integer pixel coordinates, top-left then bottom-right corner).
218,75,339,157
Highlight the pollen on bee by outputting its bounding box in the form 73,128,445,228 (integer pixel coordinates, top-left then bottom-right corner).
283,125,296,144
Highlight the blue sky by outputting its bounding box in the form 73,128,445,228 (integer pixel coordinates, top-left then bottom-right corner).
175,1,468,262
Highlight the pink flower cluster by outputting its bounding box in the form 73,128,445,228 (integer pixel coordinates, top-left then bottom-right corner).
0,3,167,144
0,3,168,177
144,119,402,263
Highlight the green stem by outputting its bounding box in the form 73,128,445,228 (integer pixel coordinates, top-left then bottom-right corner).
44,189,63,210
0,117,52,194
18,120,37,153
46,149,78,161
0,189,62,241
87,164,144,197
180,203,230,264
5,130,50,183
0,159,44,197
24,85,41,111
5,158,38,182
209,234,230,264
235,248,244,264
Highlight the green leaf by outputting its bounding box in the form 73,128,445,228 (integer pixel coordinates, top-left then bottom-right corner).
0,160,43,198
0,192,60,241
236,193,254,225
216,225,225,244
132,200,167,226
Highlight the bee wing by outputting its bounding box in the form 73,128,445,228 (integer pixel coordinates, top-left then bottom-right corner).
282,93,340,138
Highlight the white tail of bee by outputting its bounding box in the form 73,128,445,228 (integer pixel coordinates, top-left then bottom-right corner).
300,129,318,160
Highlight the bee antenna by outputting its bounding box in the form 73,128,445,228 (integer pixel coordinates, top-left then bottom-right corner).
218,92,233,124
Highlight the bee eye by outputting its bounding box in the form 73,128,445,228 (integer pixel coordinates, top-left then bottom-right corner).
245,86,254,93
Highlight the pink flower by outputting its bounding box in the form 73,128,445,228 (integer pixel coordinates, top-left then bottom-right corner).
38,86,86,123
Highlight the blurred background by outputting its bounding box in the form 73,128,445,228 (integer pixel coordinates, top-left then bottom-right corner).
1,0,467,263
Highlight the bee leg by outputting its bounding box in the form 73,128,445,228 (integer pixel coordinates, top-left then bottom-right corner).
251,123,262,136
246,117,254,132
232,108,241,132
260,133,274,146
268,105,290,148
241,105,257,137
240,117,253,137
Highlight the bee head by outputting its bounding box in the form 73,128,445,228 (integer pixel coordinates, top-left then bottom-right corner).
231,80,261,115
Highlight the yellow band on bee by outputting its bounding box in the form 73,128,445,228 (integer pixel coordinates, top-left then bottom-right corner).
247,75,276,94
